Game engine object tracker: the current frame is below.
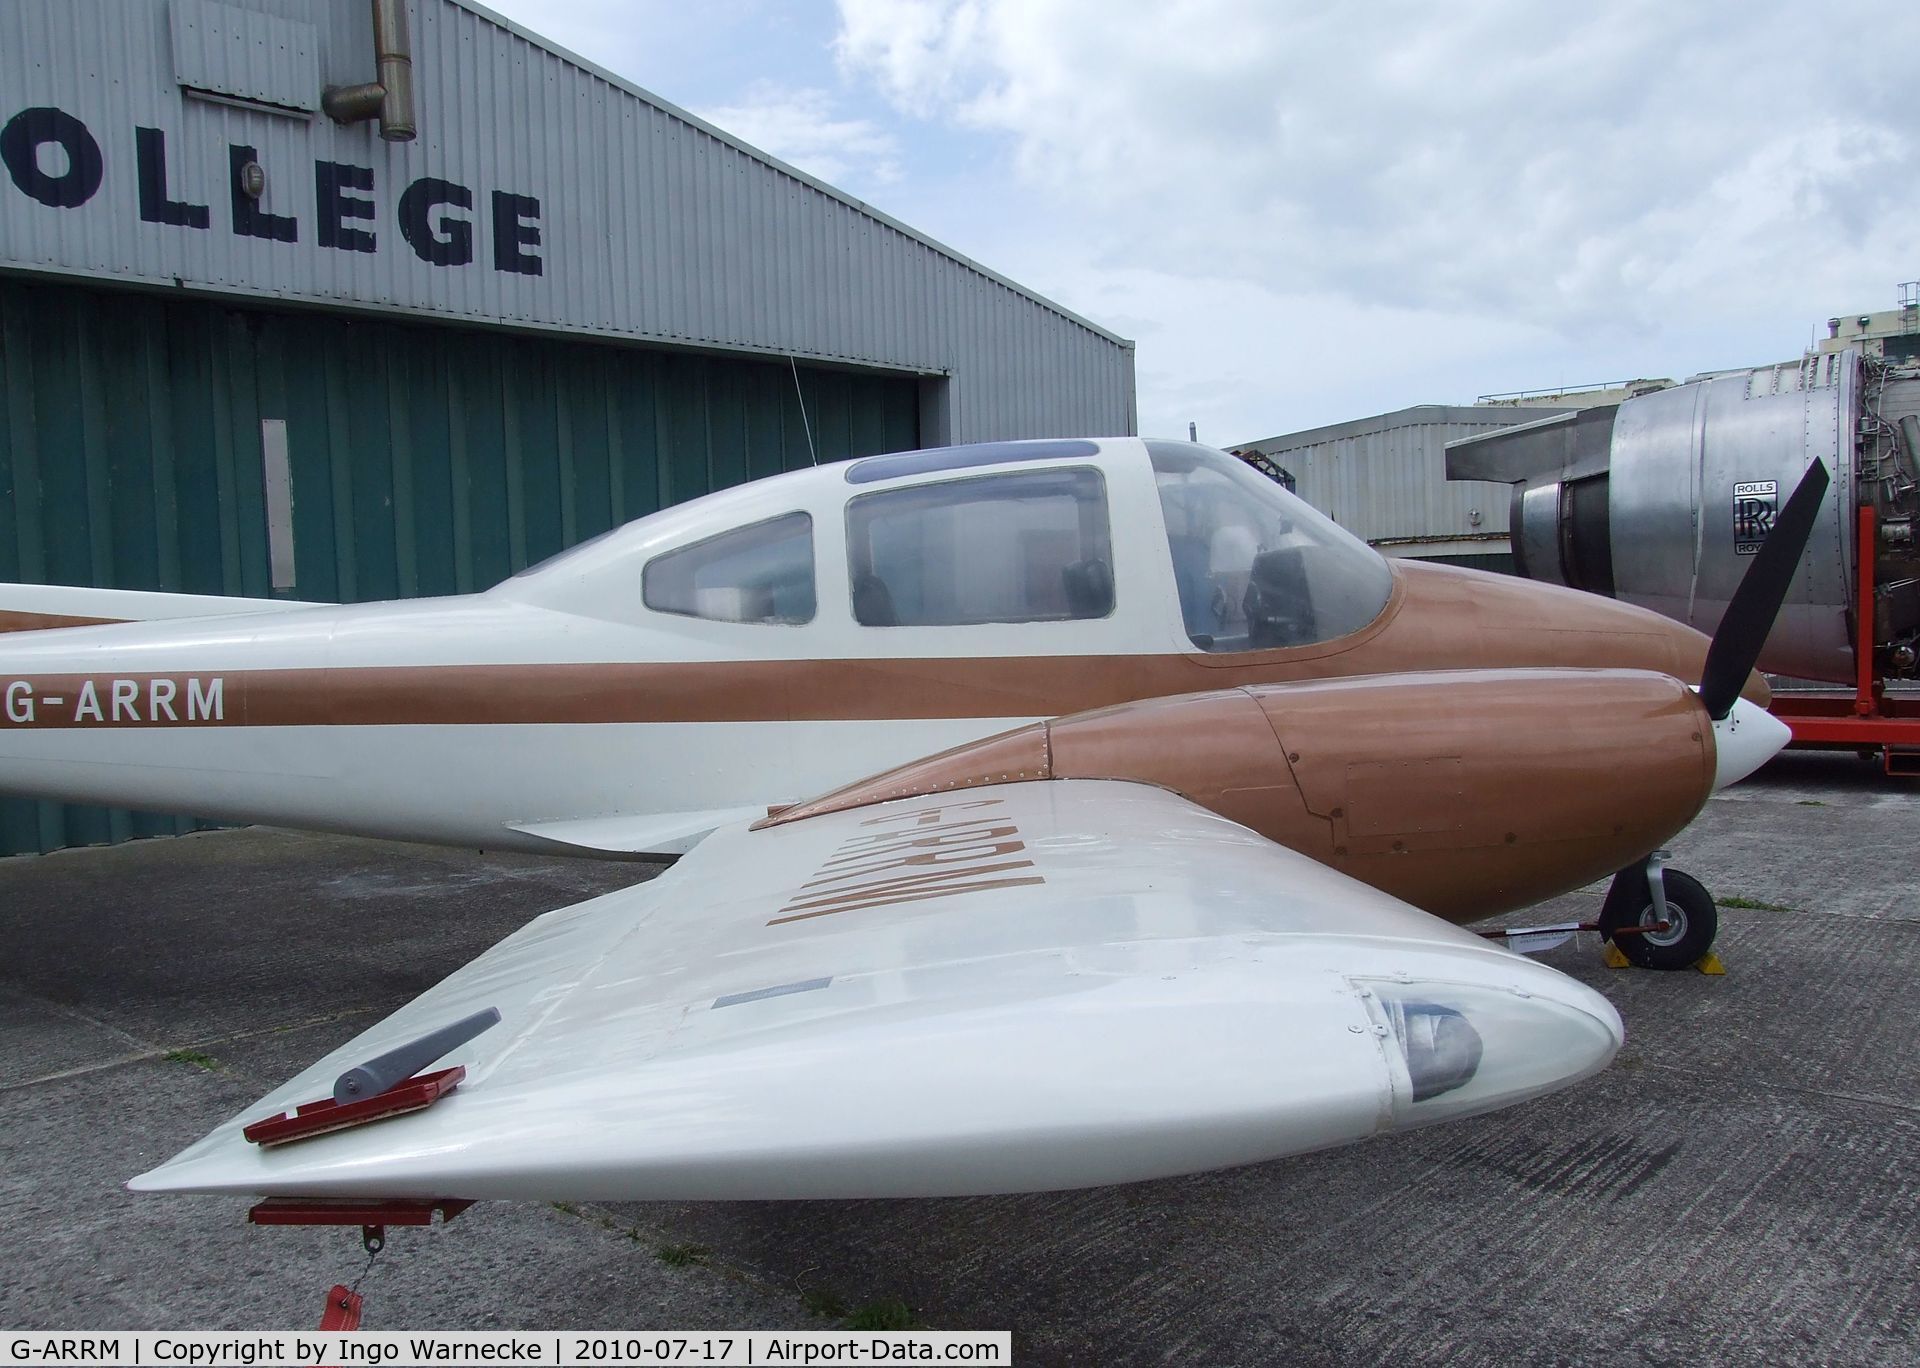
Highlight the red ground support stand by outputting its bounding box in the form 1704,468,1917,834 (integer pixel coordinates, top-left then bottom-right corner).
249,1201,471,1334
247,1196,476,1229
239,1046,486,1336
253,1196,474,1330
1771,505,1920,774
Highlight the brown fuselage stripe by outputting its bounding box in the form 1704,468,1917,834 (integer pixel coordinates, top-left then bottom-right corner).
0,638,1703,729
0,611,123,634
0,656,1357,728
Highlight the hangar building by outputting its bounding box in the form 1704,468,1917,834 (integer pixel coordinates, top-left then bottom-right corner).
0,0,1136,854
1230,405,1573,572
1231,383,1675,571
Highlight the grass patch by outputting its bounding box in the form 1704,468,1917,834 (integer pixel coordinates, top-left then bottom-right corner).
1720,894,1795,912
844,1298,920,1331
551,1201,647,1243
656,1243,711,1268
162,1048,219,1071
1795,799,1827,807
802,1289,849,1321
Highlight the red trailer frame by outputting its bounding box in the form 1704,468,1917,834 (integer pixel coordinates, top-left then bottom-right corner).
1769,504,1920,774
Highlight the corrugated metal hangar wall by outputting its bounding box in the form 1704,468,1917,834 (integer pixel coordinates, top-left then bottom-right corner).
0,0,1134,855
1234,404,1572,569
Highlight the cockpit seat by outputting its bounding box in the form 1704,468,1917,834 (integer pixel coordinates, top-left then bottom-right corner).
852,572,899,626
1244,547,1317,649
1061,558,1114,618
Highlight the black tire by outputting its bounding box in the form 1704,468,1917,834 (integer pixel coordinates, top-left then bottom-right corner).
1601,867,1718,971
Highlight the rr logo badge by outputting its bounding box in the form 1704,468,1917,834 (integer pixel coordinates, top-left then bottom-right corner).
1733,480,1777,555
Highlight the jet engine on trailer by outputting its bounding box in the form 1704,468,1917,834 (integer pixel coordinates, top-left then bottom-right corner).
1447,350,1920,767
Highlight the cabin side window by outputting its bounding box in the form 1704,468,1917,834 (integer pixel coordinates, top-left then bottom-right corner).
846,468,1114,627
1149,441,1393,651
642,512,816,624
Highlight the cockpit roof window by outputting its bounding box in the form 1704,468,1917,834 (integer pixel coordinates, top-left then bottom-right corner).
846,439,1102,485
1148,440,1393,652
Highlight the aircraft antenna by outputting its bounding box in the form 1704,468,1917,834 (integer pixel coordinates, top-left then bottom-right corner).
788,353,819,466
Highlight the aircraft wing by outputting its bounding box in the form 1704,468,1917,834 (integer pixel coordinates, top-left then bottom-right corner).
0,581,309,632
132,780,1622,1202
503,806,774,858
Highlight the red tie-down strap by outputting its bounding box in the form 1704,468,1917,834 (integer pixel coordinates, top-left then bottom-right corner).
249,1199,473,1338
320,1284,364,1331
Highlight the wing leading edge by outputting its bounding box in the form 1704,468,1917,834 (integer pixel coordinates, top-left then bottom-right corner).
503,805,773,857
0,581,306,631
133,780,1622,1202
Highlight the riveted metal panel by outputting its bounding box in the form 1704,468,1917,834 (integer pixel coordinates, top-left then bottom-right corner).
0,274,918,855
170,0,322,113
1609,356,1855,680
0,0,1132,442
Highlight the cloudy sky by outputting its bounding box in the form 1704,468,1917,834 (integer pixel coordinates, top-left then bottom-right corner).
478,0,1918,444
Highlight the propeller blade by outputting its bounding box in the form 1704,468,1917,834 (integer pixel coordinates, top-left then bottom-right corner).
1697,459,1831,720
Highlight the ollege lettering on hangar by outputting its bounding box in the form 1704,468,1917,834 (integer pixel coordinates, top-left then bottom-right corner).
0,0,1137,855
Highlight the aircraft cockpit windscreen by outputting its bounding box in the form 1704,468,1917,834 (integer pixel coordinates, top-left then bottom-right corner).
1149,440,1393,652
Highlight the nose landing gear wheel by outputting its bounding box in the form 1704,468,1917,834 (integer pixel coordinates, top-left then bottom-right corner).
1600,867,1718,971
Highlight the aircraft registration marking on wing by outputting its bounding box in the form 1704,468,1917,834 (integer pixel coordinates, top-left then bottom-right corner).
3,676,225,726
767,797,1046,925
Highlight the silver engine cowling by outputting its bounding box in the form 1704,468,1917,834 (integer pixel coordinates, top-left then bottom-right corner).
1449,351,1920,684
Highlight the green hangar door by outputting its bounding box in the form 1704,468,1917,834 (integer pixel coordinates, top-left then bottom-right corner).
0,276,922,855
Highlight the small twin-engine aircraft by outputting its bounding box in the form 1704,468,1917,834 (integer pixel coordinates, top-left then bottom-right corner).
0,439,1820,1211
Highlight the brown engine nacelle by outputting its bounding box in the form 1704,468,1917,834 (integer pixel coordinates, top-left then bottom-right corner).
763,668,1716,923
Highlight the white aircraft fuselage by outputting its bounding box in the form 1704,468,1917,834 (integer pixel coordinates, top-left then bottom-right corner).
0,438,1740,859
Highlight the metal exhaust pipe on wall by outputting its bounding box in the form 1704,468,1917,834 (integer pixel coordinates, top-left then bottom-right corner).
321,0,417,142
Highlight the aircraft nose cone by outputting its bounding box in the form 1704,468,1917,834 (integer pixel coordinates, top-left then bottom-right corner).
1710,695,1792,791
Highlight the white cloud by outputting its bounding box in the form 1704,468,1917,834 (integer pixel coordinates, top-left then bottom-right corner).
446,1,1920,439
834,0,1920,435
697,82,903,188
